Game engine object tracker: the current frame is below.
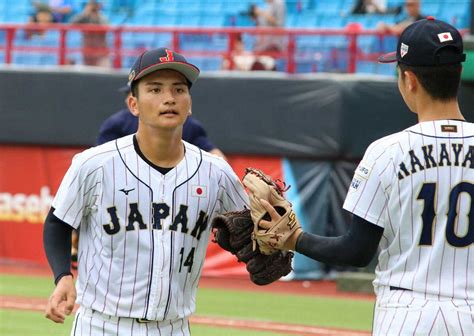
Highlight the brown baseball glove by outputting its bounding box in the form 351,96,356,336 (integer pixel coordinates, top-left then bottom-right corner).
211,209,293,285
242,167,302,254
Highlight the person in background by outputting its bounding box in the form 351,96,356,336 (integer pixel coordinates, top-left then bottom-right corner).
352,0,387,14
377,0,424,34
250,0,286,52
48,0,74,23
26,4,55,39
222,34,276,71
70,0,109,67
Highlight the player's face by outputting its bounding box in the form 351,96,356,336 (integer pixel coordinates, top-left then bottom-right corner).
129,69,192,130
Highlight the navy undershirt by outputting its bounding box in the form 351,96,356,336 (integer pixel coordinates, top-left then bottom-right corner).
295,214,383,267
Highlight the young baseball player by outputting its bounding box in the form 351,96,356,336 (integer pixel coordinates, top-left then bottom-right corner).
43,47,249,335
258,18,472,335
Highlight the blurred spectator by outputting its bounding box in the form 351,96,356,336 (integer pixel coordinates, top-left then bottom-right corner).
47,0,74,23
352,0,387,14
250,0,286,52
70,0,109,67
26,4,55,39
377,0,424,34
223,34,276,71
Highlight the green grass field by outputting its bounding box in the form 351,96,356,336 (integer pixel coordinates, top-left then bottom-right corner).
0,274,374,336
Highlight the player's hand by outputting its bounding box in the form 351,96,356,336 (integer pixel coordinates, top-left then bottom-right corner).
45,275,76,323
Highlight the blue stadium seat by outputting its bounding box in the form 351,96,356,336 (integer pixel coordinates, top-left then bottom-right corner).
421,2,441,18
177,14,201,27
317,15,346,28
201,14,226,27
155,14,177,27
234,14,256,27
291,12,319,28
314,0,343,16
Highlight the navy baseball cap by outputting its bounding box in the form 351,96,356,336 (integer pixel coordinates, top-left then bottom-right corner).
379,17,466,66
127,48,200,87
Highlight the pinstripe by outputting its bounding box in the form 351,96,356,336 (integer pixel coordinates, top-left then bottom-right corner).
128,155,141,316
115,155,129,316
52,137,248,333
343,121,474,335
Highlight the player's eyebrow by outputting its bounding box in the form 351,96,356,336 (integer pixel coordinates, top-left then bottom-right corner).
145,81,187,86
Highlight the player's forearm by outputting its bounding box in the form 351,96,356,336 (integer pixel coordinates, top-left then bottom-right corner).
43,207,74,284
295,215,383,267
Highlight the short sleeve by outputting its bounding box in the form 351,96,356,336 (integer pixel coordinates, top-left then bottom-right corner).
52,153,102,229
217,162,249,213
343,146,388,228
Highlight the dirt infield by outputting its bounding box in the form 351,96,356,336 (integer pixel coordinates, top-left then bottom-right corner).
0,262,373,335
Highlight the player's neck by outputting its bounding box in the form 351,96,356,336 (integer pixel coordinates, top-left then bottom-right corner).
134,130,184,168
415,98,464,123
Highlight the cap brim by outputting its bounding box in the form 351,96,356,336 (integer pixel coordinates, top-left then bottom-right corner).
135,62,200,84
378,51,397,63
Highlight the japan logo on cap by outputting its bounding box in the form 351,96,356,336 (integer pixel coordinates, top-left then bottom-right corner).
438,32,453,43
400,43,409,58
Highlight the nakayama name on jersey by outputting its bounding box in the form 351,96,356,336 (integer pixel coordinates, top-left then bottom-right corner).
104,202,209,239
398,142,474,180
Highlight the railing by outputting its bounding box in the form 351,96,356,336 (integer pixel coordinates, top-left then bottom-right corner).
0,23,405,73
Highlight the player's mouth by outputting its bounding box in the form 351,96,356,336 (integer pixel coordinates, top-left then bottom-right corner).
160,109,179,116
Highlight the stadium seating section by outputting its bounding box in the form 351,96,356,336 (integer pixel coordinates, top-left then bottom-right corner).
0,0,470,76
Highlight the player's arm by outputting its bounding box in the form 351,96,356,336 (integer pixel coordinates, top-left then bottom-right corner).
259,200,382,267
295,214,383,267
43,207,76,323
43,207,73,284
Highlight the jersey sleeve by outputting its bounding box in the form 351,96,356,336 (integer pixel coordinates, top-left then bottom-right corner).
342,143,388,228
52,152,103,229
217,161,249,213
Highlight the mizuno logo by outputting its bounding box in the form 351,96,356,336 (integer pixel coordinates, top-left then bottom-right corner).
119,188,135,195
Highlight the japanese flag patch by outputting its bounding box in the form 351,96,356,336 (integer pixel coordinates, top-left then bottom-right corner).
438,32,453,43
192,185,207,198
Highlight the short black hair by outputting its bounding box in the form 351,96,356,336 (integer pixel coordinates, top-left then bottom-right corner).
398,62,462,101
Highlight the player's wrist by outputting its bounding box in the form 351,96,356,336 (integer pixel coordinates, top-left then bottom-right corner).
54,272,74,285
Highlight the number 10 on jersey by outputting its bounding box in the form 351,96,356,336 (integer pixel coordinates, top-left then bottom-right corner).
417,182,474,247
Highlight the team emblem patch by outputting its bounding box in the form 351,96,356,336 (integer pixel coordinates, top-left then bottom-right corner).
355,161,372,180
349,177,362,192
160,49,174,62
400,43,409,58
438,32,453,43
192,185,207,198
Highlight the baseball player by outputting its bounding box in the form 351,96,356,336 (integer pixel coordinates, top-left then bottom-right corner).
69,86,227,269
258,18,472,335
43,47,249,335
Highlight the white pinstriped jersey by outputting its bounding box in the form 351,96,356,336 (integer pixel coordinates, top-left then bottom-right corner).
343,120,473,300
52,134,249,321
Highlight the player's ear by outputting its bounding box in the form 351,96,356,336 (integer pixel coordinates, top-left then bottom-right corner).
403,70,418,93
127,94,139,117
